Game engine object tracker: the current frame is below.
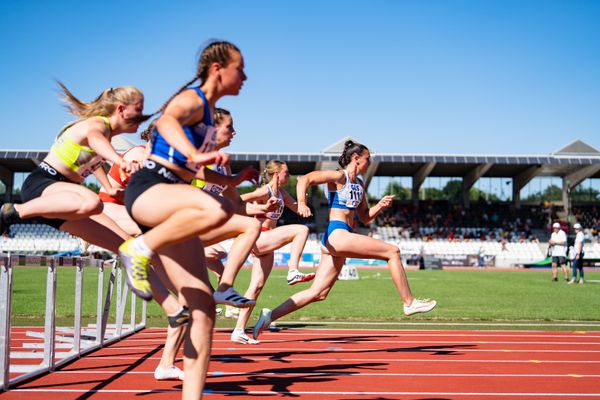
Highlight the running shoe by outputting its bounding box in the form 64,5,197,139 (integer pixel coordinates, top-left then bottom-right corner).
0,203,20,235
579,278,585,285
403,298,437,316
253,308,272,340
167,306,189,328
213,287,255,308
231,329,260,345
287,270,316,285
567,278,576,284
119,239,153,301
154,365,184,381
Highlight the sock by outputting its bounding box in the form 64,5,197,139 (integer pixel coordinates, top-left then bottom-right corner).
132,236,153,257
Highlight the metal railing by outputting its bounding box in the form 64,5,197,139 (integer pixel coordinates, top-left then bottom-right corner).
0,253,147,391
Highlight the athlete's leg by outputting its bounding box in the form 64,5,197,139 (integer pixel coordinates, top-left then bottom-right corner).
101,202,142,237
270,252,342,321
326,230,416,305
155,238,214,400
235,252,275,334
16,182,102,220
130,183,233,251
200,214,261,293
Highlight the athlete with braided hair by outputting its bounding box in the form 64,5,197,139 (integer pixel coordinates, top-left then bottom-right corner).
118,40,247,399
253,140,437,340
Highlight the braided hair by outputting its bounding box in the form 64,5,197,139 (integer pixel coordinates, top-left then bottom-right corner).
140,40,241,139
338,140,369,168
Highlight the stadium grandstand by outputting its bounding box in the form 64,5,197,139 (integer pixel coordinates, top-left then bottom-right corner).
1,137,599,267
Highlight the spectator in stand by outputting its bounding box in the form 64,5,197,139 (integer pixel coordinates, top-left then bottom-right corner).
568,223,585,284
549,222,569,282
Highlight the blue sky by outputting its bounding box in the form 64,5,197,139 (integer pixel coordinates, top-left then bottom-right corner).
1,0,599,156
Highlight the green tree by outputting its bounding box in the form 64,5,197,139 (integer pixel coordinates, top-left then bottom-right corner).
84,182,101,193
571,186,600,202
523,184,562,202
442,180,462,201
423,187,443,200
383,180,411,200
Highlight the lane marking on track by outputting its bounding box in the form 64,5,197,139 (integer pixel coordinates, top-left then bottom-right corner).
9,389,600,397
52,370,600,378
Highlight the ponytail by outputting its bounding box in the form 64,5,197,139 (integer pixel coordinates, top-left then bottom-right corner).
338,140,369,168
260,160,286,186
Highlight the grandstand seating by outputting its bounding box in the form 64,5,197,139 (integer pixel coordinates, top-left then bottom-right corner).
2,222,599,268
1,224,83,254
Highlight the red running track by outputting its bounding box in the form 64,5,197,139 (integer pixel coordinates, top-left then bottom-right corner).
4,326,600,399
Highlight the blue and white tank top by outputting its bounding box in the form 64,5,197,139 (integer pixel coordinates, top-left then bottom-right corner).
265,184,285,220
327,169,364,210
149,87,216,172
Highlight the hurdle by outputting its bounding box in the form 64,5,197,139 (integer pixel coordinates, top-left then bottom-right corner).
0,253,147,391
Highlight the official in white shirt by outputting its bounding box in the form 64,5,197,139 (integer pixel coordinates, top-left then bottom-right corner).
549,222,569,282
568,223,585,284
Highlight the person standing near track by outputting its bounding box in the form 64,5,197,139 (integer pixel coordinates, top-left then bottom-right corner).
253,140,437,340
231,160,316,344
568,222,585,284
118,40,248,399
549,222,569,282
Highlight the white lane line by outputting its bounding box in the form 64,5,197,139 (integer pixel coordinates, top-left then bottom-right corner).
9,389,600,397
52,370,600,378
71,355,600,363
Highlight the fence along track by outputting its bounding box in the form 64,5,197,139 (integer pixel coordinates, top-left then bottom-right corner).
0,253,147,391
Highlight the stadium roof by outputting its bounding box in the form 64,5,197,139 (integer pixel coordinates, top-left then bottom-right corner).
1,138,599,181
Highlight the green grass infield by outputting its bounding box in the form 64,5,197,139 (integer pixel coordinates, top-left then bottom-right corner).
8,266,600,331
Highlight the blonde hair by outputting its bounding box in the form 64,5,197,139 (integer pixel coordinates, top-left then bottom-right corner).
260,160,286,186
57,81,144,119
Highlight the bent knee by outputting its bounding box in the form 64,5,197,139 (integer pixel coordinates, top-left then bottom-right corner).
386,244,401,259
297,225,310,237
248,218,261,234
207,203,233,227
79,196,103,216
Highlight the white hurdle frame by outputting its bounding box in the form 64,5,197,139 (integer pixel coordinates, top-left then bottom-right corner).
0,253,147,391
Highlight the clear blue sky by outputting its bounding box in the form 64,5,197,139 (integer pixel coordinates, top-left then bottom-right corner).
1,0,599,156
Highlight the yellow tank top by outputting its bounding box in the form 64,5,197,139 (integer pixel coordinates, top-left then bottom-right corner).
50,116,109,178
191,163,228,194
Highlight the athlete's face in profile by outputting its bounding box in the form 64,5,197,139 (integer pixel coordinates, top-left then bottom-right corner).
219,50,246,95
120,97,145,133
215,115,235,149
277,164,290,185
356,150,371,174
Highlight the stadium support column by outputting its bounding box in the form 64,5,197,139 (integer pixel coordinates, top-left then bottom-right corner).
0,166,13,203
259,160,267,176
513,165,541,209
562,164,600,219
412,162,436,206
462,163,493,209
362,160,379,195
